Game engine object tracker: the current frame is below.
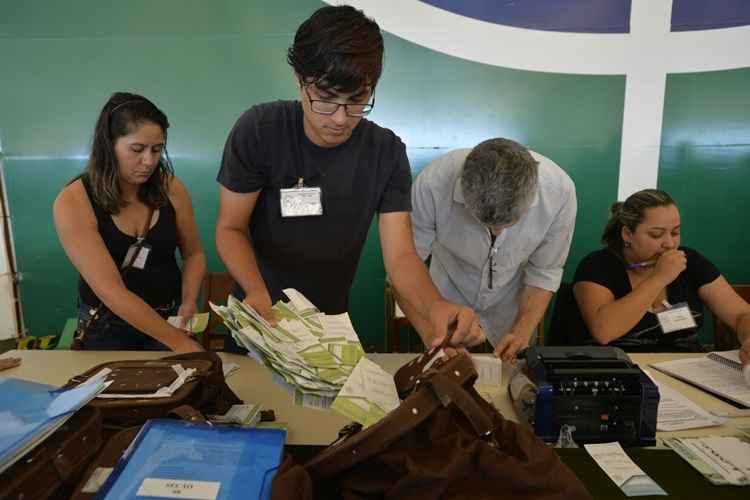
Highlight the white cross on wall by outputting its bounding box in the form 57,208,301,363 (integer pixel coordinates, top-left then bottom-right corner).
332,0,750,200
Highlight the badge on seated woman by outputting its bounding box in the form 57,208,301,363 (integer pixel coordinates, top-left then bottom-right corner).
280,178,323,217
656,301,697,333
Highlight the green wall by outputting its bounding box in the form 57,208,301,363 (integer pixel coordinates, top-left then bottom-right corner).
659,67,750,283
658,68,750,339
1,1,747,349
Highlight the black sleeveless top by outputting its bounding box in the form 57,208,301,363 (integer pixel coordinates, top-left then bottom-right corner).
78,175,182,308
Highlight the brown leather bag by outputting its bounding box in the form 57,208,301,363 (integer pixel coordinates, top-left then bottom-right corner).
64,352,241,431
272,351,592,500
70,426,140,500
0,407,103,500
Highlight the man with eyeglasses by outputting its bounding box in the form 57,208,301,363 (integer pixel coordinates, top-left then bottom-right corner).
403,138,577,362
216,5,483,352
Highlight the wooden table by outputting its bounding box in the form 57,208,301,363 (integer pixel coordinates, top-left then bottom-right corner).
2,350,749,446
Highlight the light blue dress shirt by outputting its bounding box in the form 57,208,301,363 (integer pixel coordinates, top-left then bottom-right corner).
411,148,577,345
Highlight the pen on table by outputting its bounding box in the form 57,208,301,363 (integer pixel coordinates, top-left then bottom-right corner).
627,260,656,270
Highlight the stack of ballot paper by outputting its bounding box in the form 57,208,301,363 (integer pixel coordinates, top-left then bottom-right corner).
666,435,750,486
0,377,107,474
211,289,365,409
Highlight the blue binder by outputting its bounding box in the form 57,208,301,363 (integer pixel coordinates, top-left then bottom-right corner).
97,420,286,500
0,377,105,473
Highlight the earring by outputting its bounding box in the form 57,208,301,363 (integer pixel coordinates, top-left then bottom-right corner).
623,241,632,248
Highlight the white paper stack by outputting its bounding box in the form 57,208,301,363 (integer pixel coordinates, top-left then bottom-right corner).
210,289,365,409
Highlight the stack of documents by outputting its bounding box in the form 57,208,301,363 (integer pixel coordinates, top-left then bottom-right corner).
97,419,286,499
0,377,106,473
642,370,727,431
651,350,750,408
654,381,726,431
666,435,750,485
211,289,365,409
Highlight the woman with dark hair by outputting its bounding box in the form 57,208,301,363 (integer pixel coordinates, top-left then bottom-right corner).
573,189,750,360
53,92,204,352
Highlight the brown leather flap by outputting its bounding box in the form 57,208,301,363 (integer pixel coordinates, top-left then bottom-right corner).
70,426,141,500
394,346,479,398
68,359,212,395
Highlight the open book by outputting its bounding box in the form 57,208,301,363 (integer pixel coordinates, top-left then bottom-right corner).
651,350,750,408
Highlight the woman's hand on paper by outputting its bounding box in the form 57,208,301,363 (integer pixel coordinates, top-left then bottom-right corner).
176,302,197,332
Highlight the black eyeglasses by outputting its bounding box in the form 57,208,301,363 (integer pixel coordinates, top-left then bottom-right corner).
303,86,375,117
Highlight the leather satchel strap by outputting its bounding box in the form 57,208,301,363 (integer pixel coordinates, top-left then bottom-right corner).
307,353,484,479
73,206,155,350
168,405,207,423
424,369,495,441
394,318,460,397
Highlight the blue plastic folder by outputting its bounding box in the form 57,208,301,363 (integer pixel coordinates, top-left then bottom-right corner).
0,377,105,473
98,420,286,500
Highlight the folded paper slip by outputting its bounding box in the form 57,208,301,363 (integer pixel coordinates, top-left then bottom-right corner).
168,312,210,333
98,419,286,500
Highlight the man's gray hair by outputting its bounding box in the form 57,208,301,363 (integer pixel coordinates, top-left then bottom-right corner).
460,138,539,227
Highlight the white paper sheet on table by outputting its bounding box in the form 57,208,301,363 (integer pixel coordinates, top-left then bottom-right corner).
584,442,667,496
654,381,727,431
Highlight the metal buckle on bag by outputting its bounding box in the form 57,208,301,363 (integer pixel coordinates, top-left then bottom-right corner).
424,377,453,407
329,422,363,447
481,428,499,448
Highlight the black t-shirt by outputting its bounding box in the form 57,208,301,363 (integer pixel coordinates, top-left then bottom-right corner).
573,247,720,350
217,100,412,314
78,174,181,308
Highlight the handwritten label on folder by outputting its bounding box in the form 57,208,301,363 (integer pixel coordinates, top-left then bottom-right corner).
137,478,220,499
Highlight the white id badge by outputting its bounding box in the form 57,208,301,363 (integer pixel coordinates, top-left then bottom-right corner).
121,243,151,270
279,186,323,217
656,302,697,333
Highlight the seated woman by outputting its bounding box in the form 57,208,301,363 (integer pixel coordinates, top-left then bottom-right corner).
573,189,750,359
53,92,205,352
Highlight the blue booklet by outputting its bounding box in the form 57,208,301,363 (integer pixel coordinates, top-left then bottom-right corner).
98,420,286,500
0,377,105,473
